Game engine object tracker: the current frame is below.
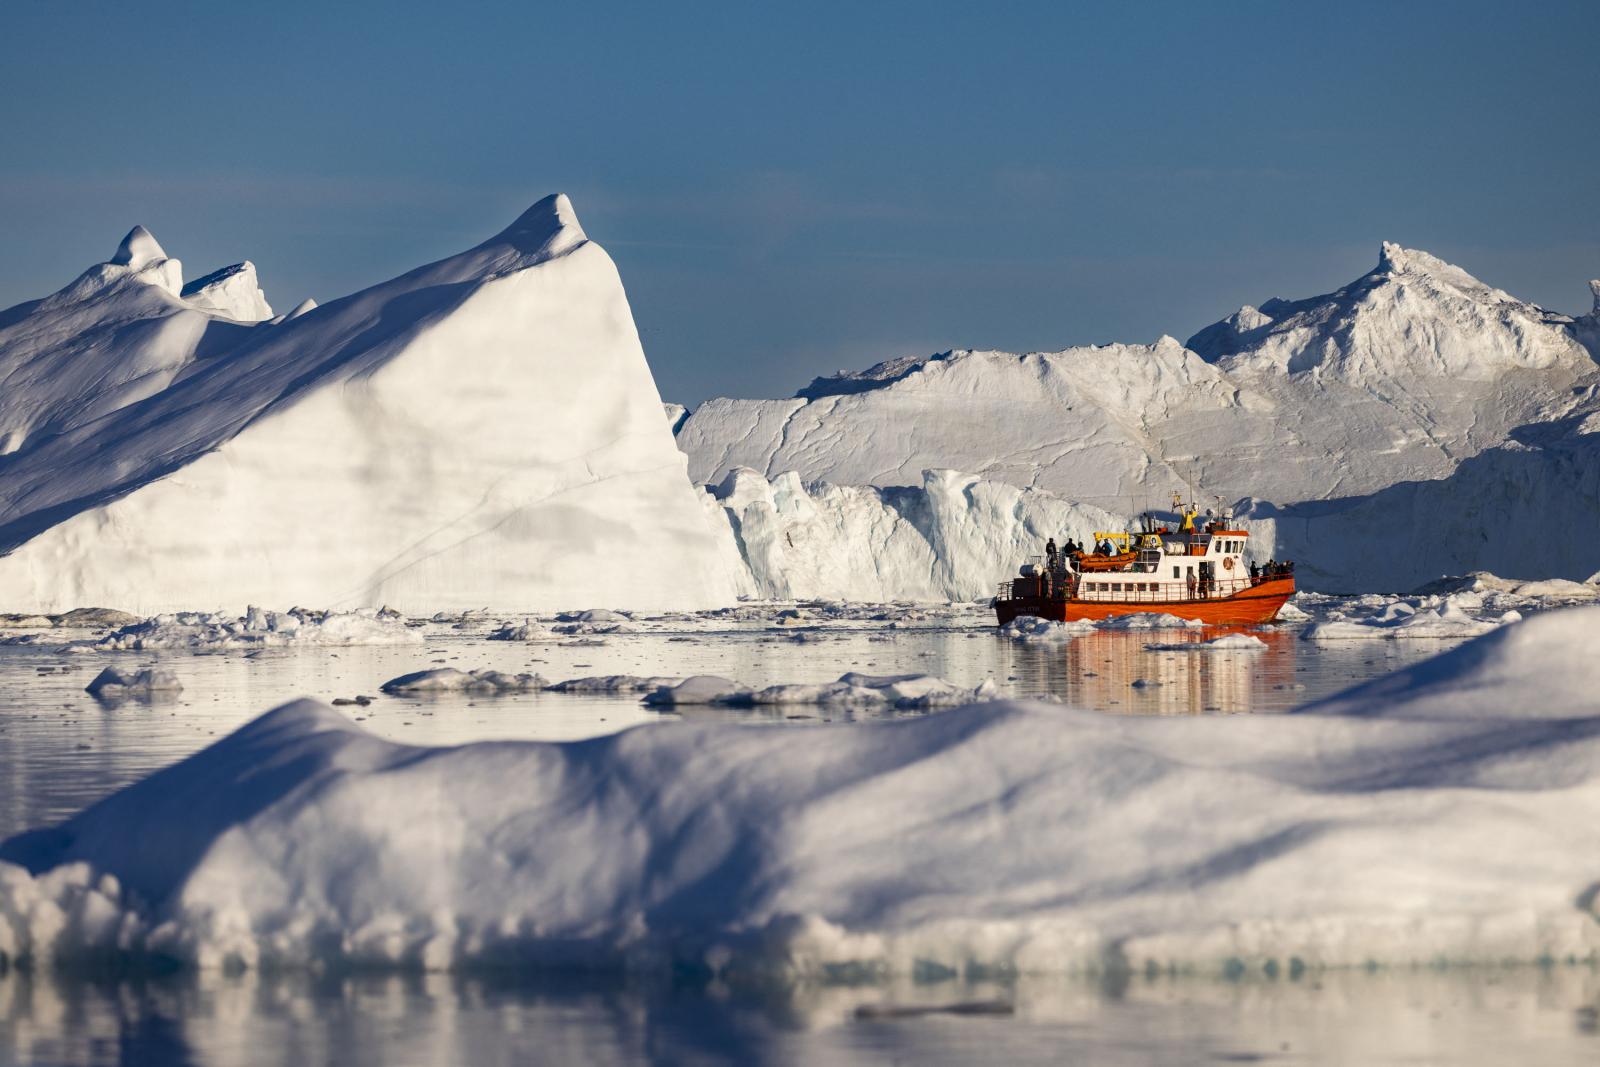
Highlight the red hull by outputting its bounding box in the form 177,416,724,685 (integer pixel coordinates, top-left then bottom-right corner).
995,577,1295,628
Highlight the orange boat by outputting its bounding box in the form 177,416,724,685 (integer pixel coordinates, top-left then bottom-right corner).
995,501,1296,627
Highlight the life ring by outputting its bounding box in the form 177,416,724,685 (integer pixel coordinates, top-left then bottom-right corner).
1223,557,1235,571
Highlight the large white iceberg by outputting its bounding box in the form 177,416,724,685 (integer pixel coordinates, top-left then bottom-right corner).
678,245,1600,592
0,196,740,614
3,606,1600,977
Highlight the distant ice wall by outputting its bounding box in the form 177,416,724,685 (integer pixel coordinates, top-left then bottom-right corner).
706,467,1121,602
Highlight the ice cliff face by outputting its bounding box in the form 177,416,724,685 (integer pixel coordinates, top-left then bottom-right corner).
0,196,739,613
709,467,1122,601
679,244,1600,591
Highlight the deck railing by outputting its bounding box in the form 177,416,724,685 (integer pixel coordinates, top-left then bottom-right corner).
998,571,1292,603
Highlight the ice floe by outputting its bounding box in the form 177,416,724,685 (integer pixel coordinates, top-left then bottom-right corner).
545,675,685,694
75,608,420,651
486,620,547,642
380,669,546,694
1301,600,1515,641
84,667,183,698
1145,633,1267,652
643,672,998,709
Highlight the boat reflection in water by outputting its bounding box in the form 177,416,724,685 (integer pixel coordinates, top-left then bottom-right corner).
1003,627,1301,715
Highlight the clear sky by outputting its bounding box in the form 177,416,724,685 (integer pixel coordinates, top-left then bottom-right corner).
2,1,1595,405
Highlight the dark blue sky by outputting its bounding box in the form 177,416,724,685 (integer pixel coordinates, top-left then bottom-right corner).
3,1,1595,404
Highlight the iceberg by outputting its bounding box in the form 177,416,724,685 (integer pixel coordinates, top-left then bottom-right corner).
0,196,740,614
709,467,1121,602
678,244,1600,593
4,607,1600,978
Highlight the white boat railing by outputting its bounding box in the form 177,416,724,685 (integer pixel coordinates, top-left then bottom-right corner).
998,571,1293,603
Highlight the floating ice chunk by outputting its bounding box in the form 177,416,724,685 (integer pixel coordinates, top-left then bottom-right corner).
1302,600,1501,641
80,608,420,651
642,675,752,706
487,620,546,642
1094,612,1206,630
556,609,631,624
84,667,182,697
652,671,998,709
998,615,1093,642
545,675,685,694
380,669,545,694
1145,633,1267,652
1508,578,1598,602
1274,601,1311,622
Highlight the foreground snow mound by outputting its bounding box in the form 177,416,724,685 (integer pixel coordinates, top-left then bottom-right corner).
79,608,420,651
0,195,738,614
5,607,1600,977
1298,605,1600,720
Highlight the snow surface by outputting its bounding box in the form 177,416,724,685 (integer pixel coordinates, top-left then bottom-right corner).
0,196,739,614
678,244,1600,593
6,607,1600,977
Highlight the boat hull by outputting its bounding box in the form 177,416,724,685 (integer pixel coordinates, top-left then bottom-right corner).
995,577,1295,627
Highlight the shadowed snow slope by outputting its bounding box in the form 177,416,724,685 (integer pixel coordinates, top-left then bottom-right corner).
0,196,738,613
3,606,1600,977
678,244,1600,591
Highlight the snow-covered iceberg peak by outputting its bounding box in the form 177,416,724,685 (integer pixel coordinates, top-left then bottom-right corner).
0,192,740,613
111,225,167,270
489,192,587,262
1373,240,1516,302
1186,241,1592,383
181,261,273,322
1576,280,1600,358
